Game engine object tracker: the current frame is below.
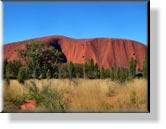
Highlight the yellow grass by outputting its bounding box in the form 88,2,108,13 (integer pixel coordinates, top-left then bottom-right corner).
3,79,148,112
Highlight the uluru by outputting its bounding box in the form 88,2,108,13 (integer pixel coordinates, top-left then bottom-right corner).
3,35,146,69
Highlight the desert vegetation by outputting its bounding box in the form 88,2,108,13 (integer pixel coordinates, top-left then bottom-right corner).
3,41,147,82
3,79,147,112
3,41,148,112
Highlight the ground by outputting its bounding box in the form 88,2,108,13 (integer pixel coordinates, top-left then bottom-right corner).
3,79,148,112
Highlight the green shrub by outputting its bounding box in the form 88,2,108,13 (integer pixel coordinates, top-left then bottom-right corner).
46,69,51,79
5,69,10,85
27,81,67,111
17,41,66,79
67,62,74,79
142,55,147,78
58,63,68,78
100,67,104,79
129,58,137,79
17,67,28,83
5,60,22,79
52,63,58,78
40,85,66,111
73,63,83,78
3,59,8,79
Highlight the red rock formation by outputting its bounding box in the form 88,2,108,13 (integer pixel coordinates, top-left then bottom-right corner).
3,35,147,69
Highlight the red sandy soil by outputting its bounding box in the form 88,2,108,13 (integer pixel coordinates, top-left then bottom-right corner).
3,35,146,69
20,100,36,110
108,96,115,107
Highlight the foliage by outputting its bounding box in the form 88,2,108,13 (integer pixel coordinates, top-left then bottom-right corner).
17,41,66,79
100,67,104,79
51,62,59,78
142,55,147,78
46,69,52,79
85,59,95,79
4,79,147,112
17,67,28,83
28,81,66,111
3,58,139,82
128,58,137,79
5,60,22,79
73,63,83,78
3,59,8,78
67,62,74,79
3,40,144,82
58,63,68,78
83,63,86,78
109,67,129,83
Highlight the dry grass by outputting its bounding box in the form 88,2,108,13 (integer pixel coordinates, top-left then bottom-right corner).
3,79,148,112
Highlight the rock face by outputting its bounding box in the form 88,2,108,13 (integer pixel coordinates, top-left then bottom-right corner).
3,35,147,69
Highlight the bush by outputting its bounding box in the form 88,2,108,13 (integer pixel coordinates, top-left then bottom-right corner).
3,59,8,79
67,62,74,79
73,63,83,78
28,81,67,111
17,41,67,79
17,67,28,83
3,41,142,81
46,69,51,79
83,63,86,78
5,60,22,79
5,69,10,85
100,67,104,79
129,58,137,79
41,85,66,111
52,63,58,78
58,63,68,78
142,55,147,78
110,67,115,81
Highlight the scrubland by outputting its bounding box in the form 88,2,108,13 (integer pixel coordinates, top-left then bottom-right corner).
3,79,147,112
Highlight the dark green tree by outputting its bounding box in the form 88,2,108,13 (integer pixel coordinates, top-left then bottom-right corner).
73,64,83,78
52,62,59,78
110,67,115,81
17,67,28,83
100,67,104,79
83,63,86,79
86,59,94,79
5,66,10,84
58,63,68,78
142,55,147,78
83,59,97,79
118,68,128,83
129,58,137,79
17,41,66,79
67,62,74,79
46,69,52,79
5,60,22,79
3,59,8,79
58,66,62,79
93,64,100,79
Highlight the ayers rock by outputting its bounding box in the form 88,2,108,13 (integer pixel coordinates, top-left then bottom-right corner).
3,35,147,69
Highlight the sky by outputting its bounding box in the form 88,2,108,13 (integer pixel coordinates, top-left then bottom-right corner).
4,2,147,45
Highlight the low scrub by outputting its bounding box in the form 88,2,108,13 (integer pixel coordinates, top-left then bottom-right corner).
3,79,147,112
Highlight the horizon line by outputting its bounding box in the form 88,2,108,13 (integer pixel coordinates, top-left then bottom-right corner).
4,34,146,45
